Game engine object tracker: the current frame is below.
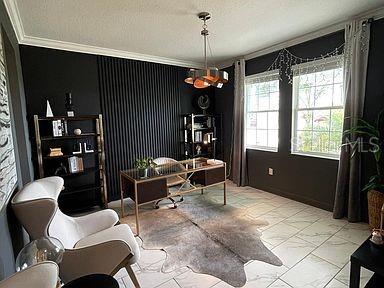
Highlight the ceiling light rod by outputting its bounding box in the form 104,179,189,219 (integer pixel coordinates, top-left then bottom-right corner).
184,12,228,89
199,12,210,69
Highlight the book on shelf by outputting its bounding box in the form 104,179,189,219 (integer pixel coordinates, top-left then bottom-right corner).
194,131,203,142
68,156,84,174
48,148,63,157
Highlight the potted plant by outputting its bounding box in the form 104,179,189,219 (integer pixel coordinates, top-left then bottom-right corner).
347,111,384,228
134,157,156,178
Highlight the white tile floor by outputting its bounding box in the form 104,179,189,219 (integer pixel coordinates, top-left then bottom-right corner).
111,181,372,288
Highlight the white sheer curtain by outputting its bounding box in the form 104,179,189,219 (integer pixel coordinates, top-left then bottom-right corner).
333,19,371,221
232,59,248,186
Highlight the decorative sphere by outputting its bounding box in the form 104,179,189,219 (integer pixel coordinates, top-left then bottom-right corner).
74,128,82,135
15,237,64,272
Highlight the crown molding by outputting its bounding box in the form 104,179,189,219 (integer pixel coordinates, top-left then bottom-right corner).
4,0,384,69
217,6,384,69
3,0,24,42
21,35,204,68
2,0,203,68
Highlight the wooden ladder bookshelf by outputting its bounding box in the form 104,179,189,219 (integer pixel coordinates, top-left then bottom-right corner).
33,114,108,212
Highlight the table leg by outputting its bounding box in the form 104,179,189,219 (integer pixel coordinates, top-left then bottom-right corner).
134,182,140,235
223,163,227,205
120,173,125,218
350,259,361,288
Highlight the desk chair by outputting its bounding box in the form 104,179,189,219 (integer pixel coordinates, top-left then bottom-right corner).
153,157,186,208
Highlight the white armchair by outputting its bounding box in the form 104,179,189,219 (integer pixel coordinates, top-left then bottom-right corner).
0,261,58,288
11,176,140,287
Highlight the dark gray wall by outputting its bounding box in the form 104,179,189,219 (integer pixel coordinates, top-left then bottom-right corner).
245,32,344,211
360,18,384,219
217,18,384,212
0,0,32,281
19,45,215,202
215,65,234,175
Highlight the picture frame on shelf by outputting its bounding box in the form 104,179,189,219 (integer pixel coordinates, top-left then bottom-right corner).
52,120,63,137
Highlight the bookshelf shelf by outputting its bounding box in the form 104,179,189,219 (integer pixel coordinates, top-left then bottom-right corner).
43,151,101,160
62,185,103,196
41,133,100,141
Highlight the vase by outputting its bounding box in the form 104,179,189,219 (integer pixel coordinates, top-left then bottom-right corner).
367,189,384,229
138,168,149,178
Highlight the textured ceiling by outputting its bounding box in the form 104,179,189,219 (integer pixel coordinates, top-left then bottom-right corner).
13,0,384,64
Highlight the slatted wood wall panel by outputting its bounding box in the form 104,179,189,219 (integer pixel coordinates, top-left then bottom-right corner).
98,56,182,201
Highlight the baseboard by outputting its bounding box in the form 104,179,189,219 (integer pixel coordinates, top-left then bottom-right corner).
248,183,334,212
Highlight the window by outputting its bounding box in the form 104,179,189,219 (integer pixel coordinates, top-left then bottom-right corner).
245,70,280,151
291,56,344,159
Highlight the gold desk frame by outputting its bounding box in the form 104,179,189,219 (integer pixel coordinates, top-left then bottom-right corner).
120,158,227,235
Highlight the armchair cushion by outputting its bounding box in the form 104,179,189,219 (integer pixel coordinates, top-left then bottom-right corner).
74,224,140,263
74,209,119,237
0,261,58,288
49,209,119,249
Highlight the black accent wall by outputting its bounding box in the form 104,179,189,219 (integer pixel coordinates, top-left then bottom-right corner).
361,18,384,218
98,57,183,200
215,65,234,175
217,18,384,212
19,45,213,202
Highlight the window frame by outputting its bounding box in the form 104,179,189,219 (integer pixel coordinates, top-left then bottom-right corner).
291,56,344,160
245,70,280,152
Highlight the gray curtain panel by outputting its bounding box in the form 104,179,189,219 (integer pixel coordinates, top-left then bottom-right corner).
232,59,248,186
333,20,371,221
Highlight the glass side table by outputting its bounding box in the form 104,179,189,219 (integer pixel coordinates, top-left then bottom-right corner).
16,237,64,287
16,237,64,272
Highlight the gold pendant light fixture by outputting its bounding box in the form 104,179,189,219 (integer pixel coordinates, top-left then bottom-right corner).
185,12,228,89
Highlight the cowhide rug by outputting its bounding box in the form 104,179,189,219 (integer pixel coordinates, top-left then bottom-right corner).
121,194,282,287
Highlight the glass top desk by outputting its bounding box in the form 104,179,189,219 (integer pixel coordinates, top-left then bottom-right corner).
120,157,227,235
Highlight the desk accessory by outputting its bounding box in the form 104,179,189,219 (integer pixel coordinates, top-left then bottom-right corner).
370,203,384,245
197,94,210,114
65,92,75,117
134,157,156,178
203,132,223,164
54,163,68,175
74,128,82,135
46,100,53,117
48,148,63,157
84,142,94,153
72,143,82,154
